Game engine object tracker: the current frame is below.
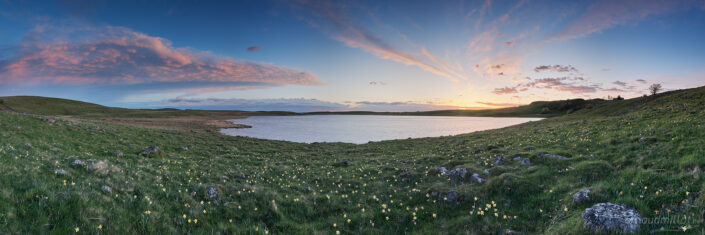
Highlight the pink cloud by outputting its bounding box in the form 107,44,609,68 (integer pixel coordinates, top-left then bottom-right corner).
0,26,319,89
246,46,262,52
476,101,523,107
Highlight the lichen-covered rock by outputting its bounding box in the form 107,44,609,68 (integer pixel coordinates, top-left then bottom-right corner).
71,160,85,166
433,167,449,175
101,185,112,193
208,187,218,199
582,202,641,233
573,189,590,203
440,190,458,203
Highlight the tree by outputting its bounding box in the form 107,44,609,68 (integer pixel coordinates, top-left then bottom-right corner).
649,83,662,96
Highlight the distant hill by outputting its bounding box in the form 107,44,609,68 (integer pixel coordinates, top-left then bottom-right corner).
2,87,703,118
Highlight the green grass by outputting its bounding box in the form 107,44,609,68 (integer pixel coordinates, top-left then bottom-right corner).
0,87,704,234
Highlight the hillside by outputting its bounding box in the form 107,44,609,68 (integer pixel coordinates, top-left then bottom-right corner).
0,86,703,233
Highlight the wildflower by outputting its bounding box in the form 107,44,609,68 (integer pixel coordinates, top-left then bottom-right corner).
188,219,192,223
564,206,568,212
203,209,206,214
75,227,79,232
432,213,437,218
682,226,687,232
194,219,198,224
336,231,340,234
98,224,102,229
144,210,151,215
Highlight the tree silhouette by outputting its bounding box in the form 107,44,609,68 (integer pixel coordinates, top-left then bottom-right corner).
649,84,662,96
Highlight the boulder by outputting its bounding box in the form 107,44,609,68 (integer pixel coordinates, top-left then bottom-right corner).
513,156,523,161
493,156,506,165
142,146,160,155
208,187,218,199
71,160,85,166
537,153,567,159
115,151,124,157
180,146,189,151
471,173,484,183
638,137,647,142
49,147,60,152
101,185,112,193
447,168,468,180
521,158,531,166
440,190,459,203
573,189,590,203
582,202,641,233
433,167,449,175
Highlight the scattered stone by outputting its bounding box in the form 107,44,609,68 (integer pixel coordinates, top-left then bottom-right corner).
638,137,647,142
433,167,449,175
180,146,189,151
493,156,506,165
471,173,484,183
447,168,468,180
49,147,60,151
55,169,67,175
582,202,641,233
220,175,229,180
142,146,160,155
513,156,523,161
521,158,531,166
101,185,112,193
483,169,490,174
440,190,459,203
71,160,85,166
24,142,32,147
341,160,350,166
42,117,56,124
573,189,590,203
306,186,312,192
115,151,124,157
537,153,568,159
88,160,109,175
208,187,218,199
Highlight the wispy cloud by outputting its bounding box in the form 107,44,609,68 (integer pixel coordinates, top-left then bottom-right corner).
493,75,603,95
294,0,467,82
246,46,262,52
0,25,319,91
475,101,523,107
554,0,702,40
534,65,579,73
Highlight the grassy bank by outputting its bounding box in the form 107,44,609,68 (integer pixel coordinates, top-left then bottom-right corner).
0,87,704,234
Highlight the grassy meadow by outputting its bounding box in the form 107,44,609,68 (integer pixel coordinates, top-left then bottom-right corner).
0,87,704,234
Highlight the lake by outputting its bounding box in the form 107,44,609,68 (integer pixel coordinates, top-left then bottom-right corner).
220,115,542,144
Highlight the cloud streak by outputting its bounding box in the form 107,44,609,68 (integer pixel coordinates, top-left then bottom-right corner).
295,0,467,82
554,0,702,40
0,25,319,91
162,97,463,112
534,65,579,73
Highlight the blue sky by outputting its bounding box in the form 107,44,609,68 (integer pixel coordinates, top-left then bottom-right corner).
1,0,704,112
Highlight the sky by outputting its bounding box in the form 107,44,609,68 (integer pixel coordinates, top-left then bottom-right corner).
1,0,704,112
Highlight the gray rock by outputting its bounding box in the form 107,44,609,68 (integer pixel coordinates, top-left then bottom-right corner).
42,117,56,124
49,147,60,151
55,169,67,175
513,156,523,161
582,202,641,233
537,153,568,159
493,156,506,165
180,146,189,151
447,168,468,180
573,189,590,203
115,151,124,157
471,173,484,183
208,187,218,199
142,146,160,155
433,167,449,175
483,169,490,174
101,185,112,193
521,158,531,166
340,160,350,166
440,190,458,203
71,160,85,166
638,137,647,142
24,142,32,147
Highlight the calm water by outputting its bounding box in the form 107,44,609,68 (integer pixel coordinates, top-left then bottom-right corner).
221,115,542,144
